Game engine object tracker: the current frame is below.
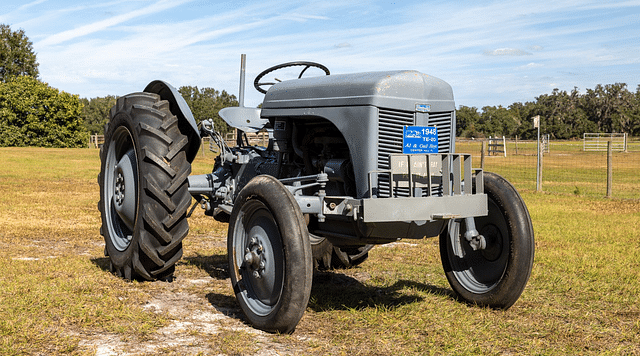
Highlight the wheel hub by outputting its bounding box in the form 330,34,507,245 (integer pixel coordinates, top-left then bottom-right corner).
480,225,503,261
113,149,137,230
243,237,266,278
115,171,125,205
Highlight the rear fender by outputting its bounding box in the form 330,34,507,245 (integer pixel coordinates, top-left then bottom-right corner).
144,80,201,163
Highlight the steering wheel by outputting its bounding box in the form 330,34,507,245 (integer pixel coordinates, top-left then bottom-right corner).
254,61,330,94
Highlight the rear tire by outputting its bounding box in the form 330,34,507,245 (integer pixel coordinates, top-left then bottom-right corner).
439,172,534,309
98,93,192,281
228,175,313,334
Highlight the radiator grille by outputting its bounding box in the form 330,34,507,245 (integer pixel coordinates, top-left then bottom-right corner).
376,108,453,197
377,108,414,170
429,112,453,153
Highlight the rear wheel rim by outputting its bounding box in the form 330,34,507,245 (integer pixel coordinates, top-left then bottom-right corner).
104,126,137,252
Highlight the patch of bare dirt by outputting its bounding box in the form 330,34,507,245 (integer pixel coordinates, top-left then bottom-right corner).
77,288,273,355
74,233,317,355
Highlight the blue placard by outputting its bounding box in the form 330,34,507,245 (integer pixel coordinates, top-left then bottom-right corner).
403,126,438,154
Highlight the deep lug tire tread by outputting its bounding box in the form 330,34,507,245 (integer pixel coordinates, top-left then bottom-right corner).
99,93,192,281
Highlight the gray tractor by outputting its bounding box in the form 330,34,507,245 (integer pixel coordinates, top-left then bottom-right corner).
98,58,534,334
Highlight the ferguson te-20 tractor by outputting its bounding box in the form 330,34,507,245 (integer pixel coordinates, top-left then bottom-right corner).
99,58,535,333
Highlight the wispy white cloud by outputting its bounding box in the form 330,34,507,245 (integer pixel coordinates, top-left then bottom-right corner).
484,48,533,56
282,13,331,22
16,0,48,11
518,62,544,70
0,0,47,22
38,0,194,46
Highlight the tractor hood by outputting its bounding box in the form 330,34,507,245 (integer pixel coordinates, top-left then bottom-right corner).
262,70,455,112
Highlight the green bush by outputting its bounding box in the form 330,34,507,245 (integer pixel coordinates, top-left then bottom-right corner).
0,76,88,147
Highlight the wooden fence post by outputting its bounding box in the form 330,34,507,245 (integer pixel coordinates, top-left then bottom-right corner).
536,135,543,192
480,140,485,170
502,136,507,157
606,140,613,198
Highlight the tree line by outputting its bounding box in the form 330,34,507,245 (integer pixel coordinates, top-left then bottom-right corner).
456,83,640,140
1,23,639,148
81,86,237,137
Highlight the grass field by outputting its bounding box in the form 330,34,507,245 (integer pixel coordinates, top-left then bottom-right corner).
0,146,639,355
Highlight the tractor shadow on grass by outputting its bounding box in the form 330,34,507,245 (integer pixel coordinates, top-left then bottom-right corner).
91,257,111,272
90,253,230,281
201,268,455,329
307,271,454,312
183,253,230,280
93,255,454,324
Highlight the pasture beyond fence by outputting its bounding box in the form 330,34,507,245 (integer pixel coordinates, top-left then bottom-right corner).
458,138,640,200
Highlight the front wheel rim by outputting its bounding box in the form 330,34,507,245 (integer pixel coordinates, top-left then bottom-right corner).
232,200,284,317
447,199,509,294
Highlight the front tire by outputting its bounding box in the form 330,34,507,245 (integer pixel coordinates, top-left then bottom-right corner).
439,172,534,309
98,93,192,281
228,175,313,333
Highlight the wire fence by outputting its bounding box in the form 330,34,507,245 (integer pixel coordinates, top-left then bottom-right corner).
94,132,638,200
457,138,640,200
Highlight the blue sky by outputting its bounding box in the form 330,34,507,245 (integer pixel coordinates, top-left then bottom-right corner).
1,0,639,109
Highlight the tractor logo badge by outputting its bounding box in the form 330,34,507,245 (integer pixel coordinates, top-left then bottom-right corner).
416,104,431,113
